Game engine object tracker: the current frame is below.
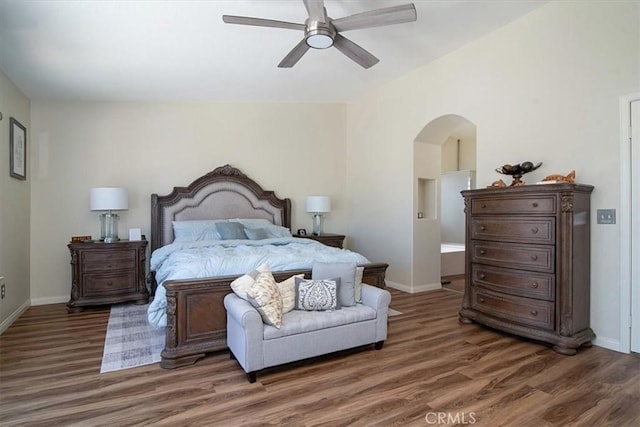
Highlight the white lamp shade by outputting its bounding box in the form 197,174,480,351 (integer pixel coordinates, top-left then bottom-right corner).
306,196,331,213
90,187,128,211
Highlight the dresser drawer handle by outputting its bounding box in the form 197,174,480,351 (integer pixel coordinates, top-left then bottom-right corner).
107,281,113,287
531,227,539,234
480,225,486,231
106,264,113,269
531,255,538,261
479,273,486,280
479,297,485,303
481,203,487,208
479,249,486,255
530,309,538,316
532,202,539,208
531,282,539,289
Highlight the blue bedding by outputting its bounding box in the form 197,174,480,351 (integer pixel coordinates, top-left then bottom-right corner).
147,237,369,327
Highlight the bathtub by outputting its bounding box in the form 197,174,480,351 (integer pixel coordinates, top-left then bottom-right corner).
441,243,465,277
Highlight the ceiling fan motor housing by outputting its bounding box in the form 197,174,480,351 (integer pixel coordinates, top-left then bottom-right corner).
305,19,336,49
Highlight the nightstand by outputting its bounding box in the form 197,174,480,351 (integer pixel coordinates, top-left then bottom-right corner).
67,239,149,312
294,233,345,249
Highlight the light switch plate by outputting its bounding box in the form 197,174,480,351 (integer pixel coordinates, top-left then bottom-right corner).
596,209,616,224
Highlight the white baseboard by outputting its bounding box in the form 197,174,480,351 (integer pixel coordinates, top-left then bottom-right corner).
31,296,68,306
593,336,625,353
0,299,30,335
386,281,442,294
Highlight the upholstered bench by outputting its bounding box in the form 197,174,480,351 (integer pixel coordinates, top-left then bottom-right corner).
225,283,391,383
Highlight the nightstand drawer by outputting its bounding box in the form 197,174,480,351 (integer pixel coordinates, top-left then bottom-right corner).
82,249,136,272
471,218,555,244
471,241,554,273
471,196,555,215
471,264,555,301
84,272,136,295
471,287,554,330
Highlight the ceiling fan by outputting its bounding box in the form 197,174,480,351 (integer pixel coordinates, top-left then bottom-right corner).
222,0,417,69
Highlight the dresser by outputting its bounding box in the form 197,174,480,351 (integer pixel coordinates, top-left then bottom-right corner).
67,239,149,312
294,233,345,249
459,184,594,355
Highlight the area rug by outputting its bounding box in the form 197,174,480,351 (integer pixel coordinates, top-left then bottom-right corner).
100,303,165,373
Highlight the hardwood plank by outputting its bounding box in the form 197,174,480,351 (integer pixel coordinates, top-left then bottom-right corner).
1,289,638,426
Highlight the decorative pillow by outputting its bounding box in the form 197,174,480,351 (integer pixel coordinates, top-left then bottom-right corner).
230,262,270,300
247,271,283,328
231,219,292,238
312,262,357,307
354,266,364,303
216,221,247,240
244,227,270,240
295,277,341,311
172,220,224,242
277,274,305,314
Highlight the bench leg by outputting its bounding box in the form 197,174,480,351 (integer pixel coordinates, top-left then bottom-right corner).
247,372,257,383
374,341,384,350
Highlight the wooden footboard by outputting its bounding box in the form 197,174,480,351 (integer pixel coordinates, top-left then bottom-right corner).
160,263,388,369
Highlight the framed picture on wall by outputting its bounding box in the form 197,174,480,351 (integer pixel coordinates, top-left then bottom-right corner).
9,117,26,180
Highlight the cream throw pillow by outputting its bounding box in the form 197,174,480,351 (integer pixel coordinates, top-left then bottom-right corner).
230,262,270,300
247,271,283,328
278,274,305,314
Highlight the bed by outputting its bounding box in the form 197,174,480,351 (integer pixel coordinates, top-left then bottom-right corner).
149,164,389,369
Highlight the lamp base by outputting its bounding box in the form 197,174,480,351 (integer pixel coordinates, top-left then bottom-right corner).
100,212,120,243
312,213,325,236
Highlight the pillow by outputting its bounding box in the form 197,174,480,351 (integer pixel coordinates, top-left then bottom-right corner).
312,262,357,307
172,220,223,242
247,271,283,328
295,277,341,311
277,274,305,314
354,266,364,303
216,221,247,240
231,218,292,238
230,262,270,300
244,227,270,240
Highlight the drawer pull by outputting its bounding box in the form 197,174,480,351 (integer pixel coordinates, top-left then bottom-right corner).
531,282,539,289
479,249,486,255
106,264,112,269
481,203,487,208
107,281,113,287
479,297,485,303
480,225,486,231
531,227,539,234
531,255,538,261
479,273,486,280
532,202,539,208
530,310,538,316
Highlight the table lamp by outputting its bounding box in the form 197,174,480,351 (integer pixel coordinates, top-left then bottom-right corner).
90,187,128,243
306,195,331,236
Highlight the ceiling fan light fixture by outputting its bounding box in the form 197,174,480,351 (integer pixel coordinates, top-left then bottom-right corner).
305,21,335,49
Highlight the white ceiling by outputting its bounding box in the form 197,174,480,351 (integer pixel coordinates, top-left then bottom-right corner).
0,0,547,103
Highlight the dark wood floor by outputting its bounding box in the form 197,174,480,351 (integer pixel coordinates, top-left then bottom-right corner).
1,285,639,426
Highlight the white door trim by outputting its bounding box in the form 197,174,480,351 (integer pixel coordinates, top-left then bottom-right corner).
619,92,639,353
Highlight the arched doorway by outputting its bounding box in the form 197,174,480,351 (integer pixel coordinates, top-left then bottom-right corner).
412,114,476,293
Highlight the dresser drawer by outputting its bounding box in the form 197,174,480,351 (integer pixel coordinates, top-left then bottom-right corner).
471,217,554,244
84,272,136,295
471,241,554,273
82,249,136,272
471,264,555,301
471,196,556,215
470,287,554,330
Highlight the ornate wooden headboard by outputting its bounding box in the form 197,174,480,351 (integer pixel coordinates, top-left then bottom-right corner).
150,164,292,253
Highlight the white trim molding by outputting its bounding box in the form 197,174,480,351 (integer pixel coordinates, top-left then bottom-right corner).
0,300,30,335
619,92,639,354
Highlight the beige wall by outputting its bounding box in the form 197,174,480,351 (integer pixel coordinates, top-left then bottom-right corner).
0,70,30,329
29,102,347,303
346,0,639,350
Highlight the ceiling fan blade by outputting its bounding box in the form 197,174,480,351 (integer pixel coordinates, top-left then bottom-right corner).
333,34,379,69
278,39,311,68
222,15,306,31
332,3,417,32
303,0,326,22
